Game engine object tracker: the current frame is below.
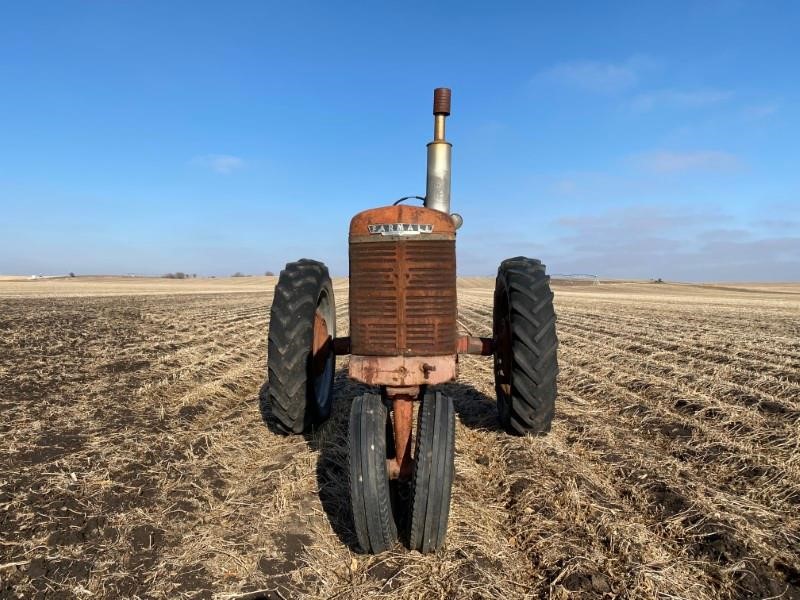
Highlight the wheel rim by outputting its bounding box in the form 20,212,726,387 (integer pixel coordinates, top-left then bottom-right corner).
311,292,334,412
495,284,512,400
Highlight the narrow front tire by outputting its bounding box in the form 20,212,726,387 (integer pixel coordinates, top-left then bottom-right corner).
408,391,455,553
349,394,398,554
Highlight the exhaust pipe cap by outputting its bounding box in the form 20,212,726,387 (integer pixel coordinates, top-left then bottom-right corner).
433,88,451,116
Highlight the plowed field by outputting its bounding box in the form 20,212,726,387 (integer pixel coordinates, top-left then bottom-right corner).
1,277,798,599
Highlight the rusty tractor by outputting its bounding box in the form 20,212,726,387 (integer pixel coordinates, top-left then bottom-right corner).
266,88,558,553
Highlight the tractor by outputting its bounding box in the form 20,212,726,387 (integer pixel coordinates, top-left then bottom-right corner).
266,88,558,554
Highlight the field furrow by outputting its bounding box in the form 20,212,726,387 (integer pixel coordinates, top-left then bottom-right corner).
2,278,799,599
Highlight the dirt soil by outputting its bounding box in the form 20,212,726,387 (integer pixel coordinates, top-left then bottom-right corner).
1,277,799,599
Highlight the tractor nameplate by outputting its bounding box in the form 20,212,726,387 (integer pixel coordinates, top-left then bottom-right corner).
368,223,433,236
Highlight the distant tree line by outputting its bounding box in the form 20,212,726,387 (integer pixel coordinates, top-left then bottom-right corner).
161,271,276,278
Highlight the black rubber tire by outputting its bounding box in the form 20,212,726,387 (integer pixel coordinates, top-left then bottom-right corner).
267,259,336,434
493,257,559,435
408,391,455,553
349,393,398,554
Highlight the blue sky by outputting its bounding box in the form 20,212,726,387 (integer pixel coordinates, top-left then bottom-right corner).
1,1,797,280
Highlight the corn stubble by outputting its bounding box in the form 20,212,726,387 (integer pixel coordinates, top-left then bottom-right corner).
1,277,799,599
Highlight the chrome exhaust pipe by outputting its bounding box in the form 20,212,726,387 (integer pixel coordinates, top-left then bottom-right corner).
425,88,452,215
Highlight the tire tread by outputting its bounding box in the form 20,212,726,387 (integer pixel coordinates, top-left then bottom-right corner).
267,259,334,434
349,393,397,553
409,392,455,552
494,257,559,435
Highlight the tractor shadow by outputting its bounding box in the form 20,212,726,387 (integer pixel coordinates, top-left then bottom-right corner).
257,370,503,552
440,380,503,432
258,367,366,552
306,367,373,552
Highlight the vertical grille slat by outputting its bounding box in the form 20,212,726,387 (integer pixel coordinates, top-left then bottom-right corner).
350,239,457,356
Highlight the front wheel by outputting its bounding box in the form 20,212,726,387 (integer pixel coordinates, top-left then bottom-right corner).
349,393,398,554
408,391,455,553
493,257,559,435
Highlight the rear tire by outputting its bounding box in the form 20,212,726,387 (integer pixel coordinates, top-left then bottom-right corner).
267,259,336,434
408,391,455,553
349,393,398,554
493,257,558,435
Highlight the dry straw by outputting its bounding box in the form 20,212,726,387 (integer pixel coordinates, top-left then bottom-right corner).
1,277,798,598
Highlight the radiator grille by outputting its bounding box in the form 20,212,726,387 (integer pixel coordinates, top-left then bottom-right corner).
350,239,457,356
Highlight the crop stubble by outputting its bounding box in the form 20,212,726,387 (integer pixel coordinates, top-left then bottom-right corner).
1,278,798,599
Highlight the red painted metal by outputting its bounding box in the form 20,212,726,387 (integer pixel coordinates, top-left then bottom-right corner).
385,385,420,397
349,205,458,357
433,87,452,116
349,205,456,240
456,335,495,355
349,354,456,386
390,395,415,480
311,310,330,376
496,315,512,398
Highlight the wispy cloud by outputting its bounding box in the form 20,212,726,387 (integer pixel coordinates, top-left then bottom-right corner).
548,204,799,281
556,205,730,235
633,150,742,174
743,102,779,119
191,154,246,174
753,218,798,231
631,88,732,111
550,178,578,195
537,55,655,94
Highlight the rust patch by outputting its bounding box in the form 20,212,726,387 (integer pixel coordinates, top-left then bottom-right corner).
391,397,414,480
457,335,494,355
349,205,455,240
349,206,457,357
349,354,456,386
311,310,330,377
349,205,457,356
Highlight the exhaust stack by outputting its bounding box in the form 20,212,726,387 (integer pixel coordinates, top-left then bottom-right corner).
425,88,452,215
